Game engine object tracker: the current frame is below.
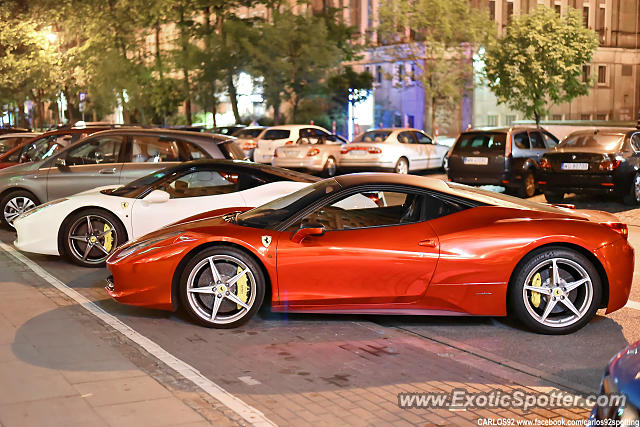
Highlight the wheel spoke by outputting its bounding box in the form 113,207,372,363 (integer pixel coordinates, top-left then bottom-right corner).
4,212,19,222
82,243,93,260
226,268,248,286
564,278,589,293
210,295,223,321
540,298,558,322
187,286,215,294
69,235,88,242
94,244,110,256
551,259,560,286
6,199,18,211
208,257,222,283
560,298,582,317
97,227,114,238
86,216,93,234
523,285,552,295
225,292,250,310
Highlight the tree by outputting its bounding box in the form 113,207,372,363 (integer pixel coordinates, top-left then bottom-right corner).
377,0,491,133
483,6,598,126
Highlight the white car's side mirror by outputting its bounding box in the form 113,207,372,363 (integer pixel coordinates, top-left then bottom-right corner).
143,189,170,204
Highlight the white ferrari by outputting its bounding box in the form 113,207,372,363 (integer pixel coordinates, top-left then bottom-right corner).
13,160,318,267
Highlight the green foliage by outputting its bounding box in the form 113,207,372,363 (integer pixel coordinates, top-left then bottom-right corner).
377,0,492,132
483,6,599,125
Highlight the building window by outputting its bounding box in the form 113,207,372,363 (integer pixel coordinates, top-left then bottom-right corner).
554,4,561,15
552,114,563,121
411,64,417,81
505,115,515,126
597,65,607,85
582,65,591,82
397,63,404,81
622,65,632,77
489,0,496,22
583,6,590,27
581,114,592,121
407,115,415,128
596,113,608,121
376,65,383,83
487,114,498,127
506,2,514,24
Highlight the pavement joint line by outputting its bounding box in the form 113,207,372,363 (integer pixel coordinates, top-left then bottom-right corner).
360,321,596,396
0,241,276,427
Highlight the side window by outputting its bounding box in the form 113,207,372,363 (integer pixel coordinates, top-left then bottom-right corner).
179,140,208,161
311,128,329,137
64,136,123,166
512,132,530,149
542,132,559,148
414,132,433,144
162,170,241,199
130,136,180,163
630,133,640,152
299,128,314,138
397,132,415,144
529,132,546,149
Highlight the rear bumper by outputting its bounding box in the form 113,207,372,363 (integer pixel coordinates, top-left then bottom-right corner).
538,172,621,193
337,159,395,169
272,157,325,172
253,149,274,164
595,238,634,313
448,171,511,187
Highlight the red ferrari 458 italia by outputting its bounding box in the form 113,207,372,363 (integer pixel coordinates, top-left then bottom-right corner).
106,173,634,334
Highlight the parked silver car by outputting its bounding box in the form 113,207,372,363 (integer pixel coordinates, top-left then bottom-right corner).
338,128,449,174
0,128,244,226
272,134,347,177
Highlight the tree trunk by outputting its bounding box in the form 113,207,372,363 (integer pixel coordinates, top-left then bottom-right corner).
179,6,192,125
155,21,163,79
534,110,540,127
63,87,74,123
17,102,27,128
211,102,217,128
431,96,437,135
273,102,281,125
422,85,430,133
227,73,240,123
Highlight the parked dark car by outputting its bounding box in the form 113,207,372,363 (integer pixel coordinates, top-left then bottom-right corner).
589,340,639,423
538,128,640,205
447,127,559,197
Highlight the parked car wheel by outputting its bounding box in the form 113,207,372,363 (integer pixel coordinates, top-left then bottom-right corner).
323,156,337,177
509,247,601,335
394,158,409,174
544,191,564,204
623,172,640,206
1,190,39,227
518,170,536,198
61,209,126,267
179,246,265,328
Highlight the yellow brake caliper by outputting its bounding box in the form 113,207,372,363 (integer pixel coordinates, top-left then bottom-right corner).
530,272,542,308
236,266,249,309
103,224,114,252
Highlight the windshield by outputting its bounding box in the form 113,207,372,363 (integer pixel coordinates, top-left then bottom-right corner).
237,179,341,229
21,136,65,162
558,133,624,151
262,129,291,140
109,166,183,198
233,128,263,139
353,131,391,143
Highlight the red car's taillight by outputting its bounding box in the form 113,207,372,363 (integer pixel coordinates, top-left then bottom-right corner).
539,157,551,170
602,222,628,239
307,148,320,157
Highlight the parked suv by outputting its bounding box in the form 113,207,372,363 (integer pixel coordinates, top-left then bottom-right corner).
447,127,559,197
0,128,243,226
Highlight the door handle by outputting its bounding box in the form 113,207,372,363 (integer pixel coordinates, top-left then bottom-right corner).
98,168,117,175
418,239,437,248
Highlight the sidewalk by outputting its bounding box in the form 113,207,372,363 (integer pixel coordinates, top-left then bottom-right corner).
0,249,229,427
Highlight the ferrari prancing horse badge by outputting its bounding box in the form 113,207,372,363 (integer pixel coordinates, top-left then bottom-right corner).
261,235,272,248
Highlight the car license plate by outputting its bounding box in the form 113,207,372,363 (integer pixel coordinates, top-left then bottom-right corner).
463,157,488,165
561,162,589,171
350,150,366,156
282,150,297,156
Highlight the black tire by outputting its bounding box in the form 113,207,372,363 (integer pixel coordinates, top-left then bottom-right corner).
543,191,564,204
179,246,265,328
517,170,536,198
508,247,601,334
441,156,448,172
0,190,39,227
61,208,127,267
394,157,409,174
623,172,640,206
322,156,337,177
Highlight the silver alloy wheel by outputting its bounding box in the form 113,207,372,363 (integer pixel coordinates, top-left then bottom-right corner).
325,157,336,176
67,215,118,265
3,196,36,226
396,158,408,174
524,172,535,197
186,255,257,325
522,257,593,328
634,173,640,203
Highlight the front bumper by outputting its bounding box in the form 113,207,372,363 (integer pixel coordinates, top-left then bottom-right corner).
273,157,325,172
13,214,62,256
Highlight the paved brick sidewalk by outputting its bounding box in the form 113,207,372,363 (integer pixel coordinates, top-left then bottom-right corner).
0,250,241,427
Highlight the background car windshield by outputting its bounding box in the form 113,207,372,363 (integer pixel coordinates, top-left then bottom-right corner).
108,166,184,198
233,129,263,139
353,131,391,143
558,133,624,151
262,130,291,140
453,133,507,152
236,179,341,229
220,140,246,159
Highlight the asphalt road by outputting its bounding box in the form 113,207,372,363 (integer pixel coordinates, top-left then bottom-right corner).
0,172,638,423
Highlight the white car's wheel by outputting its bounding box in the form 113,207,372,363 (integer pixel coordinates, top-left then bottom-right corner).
323,157,337,177
509,247,601,334
394,158,409,174
179,247,265,328
62,209,126,267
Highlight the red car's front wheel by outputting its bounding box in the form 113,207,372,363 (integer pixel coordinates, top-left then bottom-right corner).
179,247,265,328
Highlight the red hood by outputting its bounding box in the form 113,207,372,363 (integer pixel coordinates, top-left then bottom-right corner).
0,162,18,169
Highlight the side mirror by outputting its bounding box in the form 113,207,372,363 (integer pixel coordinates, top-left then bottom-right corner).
291,222,325,244
143,189,170,204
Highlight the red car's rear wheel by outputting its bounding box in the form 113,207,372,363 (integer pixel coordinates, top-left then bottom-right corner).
179,247,265,328
509,247,601,335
